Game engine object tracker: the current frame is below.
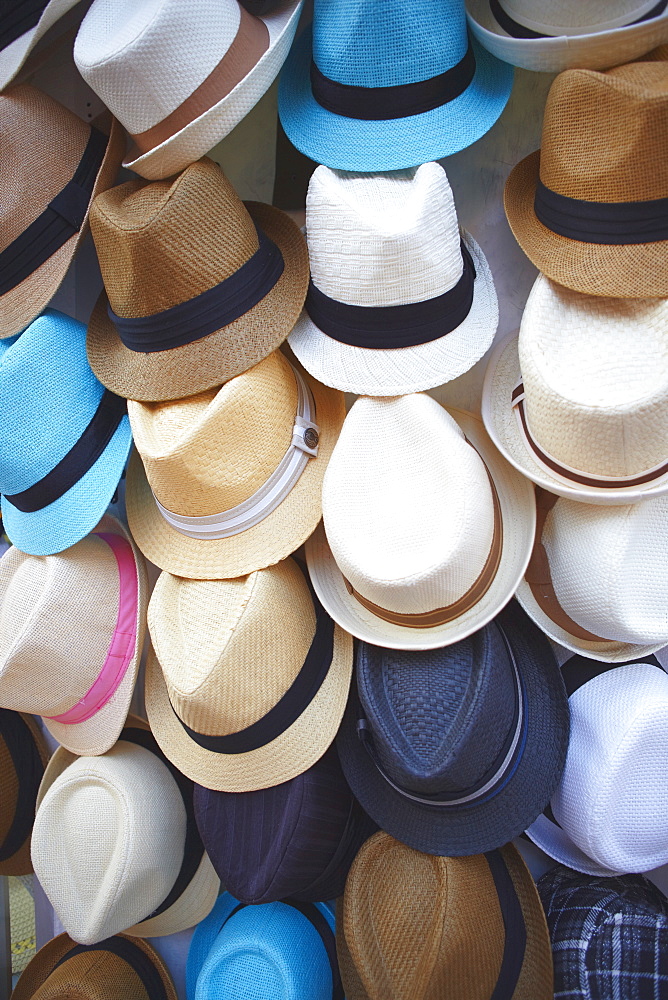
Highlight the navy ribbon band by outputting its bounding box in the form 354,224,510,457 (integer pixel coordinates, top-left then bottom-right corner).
0,0,49,50
0,710,44,863
108,225,285,354
53,938,169,1000
485,850,528,1000
310,42,476,121
561,653,662,698
534,178,668,245
490,0,668,38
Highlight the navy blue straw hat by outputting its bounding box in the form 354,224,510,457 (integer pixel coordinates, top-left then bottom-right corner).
337,598,569,856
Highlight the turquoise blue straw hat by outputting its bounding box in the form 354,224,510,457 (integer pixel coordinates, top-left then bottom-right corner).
0,309,131,555
187,892,341,1000
278,0,514,172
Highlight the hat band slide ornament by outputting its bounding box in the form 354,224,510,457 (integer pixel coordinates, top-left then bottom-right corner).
154,364,319,540
0,711,43,863
107,225,285,354
1,0,50,48
533,179,668,245
52,938,169,1000
0,128,108,295
489,0,668,38
305,241,476,349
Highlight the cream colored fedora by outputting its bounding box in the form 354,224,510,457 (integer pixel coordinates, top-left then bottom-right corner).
31,715,220,945
307,396,535,651
74,0,303,181
0,0,83,89
0,515,147,755
482,276,668,504
288,162,498,396
126,350,345,580
145,557,353,792
516,489,668,661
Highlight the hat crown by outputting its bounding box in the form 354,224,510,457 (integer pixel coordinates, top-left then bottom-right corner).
30,943,173,1000
500,0,661,33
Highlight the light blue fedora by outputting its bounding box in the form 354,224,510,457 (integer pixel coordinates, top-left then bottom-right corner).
278,0,514,172
186,892,341,1000
0,309,131,555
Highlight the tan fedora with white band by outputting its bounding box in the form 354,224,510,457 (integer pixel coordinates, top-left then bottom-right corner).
307,395,535,652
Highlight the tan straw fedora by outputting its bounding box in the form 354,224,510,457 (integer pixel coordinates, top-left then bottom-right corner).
337,832,553,1000
145,556,353,791
0,710,50,876
126,349,345,579
87,157,309,401
504,62,668,298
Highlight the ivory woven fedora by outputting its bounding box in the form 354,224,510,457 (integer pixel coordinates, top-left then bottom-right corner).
0,514,147,756
0,1,83,90
278,0,513,173
87,157,309,402
466,0,668,73
307,396,535,651
337,832,553,1000
74,0,302,181
516,489,668,661
0,710,49,876
288,163,498,396
0,85,123,339
527,655,668,876
505,63,668,299
482,277,668,504
126,350,344,579
145,557,353,791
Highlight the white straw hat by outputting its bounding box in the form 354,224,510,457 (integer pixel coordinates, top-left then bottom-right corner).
0,0,83,90
307,396,535,651
482,276,668,505
516,489,668,662
74,0,303,181
288,162,498,396
526,654,668,875
0,515,147,756
466,0,668,73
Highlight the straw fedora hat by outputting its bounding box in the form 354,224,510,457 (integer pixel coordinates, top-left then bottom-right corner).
505,63,668,299
337,832,553,1000
466,0,668,73
0,710,50,876
527,654,668,876
145,557,353,792
74,0,303,181
288,163,498,396
516,489,668,661
646,41,668,56
482,277,668,504
126,349,344,579
87,157,309,402
307,396,535,651
0,85,123,339
32,716,220,944
0,1,84,90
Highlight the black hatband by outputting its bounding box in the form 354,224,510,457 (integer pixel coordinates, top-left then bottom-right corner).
0,710,44,863
534,179,668,245
53,937,169,1000
490,0,668,38
1,0,49,50
561,653,663,697
485,849,528,1000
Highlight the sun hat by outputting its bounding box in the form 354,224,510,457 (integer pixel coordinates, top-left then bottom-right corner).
505,62,668,299
466,0,668,73
0,710,49,876
646,41,668,55
0,1,84,90
307,395,535,651
287,162,498,396
337,832,553,1000
278,0,513,173
74,0,302,181
482,277,668,504
0,85,123,339
0,514,146,755
194,742,377,904
516,488,668,661
186,892,341,1000
87,157,309,402
145,557,353,792
126,349,344,579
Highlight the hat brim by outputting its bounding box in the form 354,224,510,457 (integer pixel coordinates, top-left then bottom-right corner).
525,811,621,877
186,892,242,1000
504,150,668,298
0,713,50,876
307,408,536,651
86,202,310,402
288,230,498,396
278,29,513,172
0,0,83,89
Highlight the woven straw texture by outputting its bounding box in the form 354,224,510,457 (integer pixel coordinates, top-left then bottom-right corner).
0,713,49,876
9,876,35,975
0,0,83,89
646,42,668,58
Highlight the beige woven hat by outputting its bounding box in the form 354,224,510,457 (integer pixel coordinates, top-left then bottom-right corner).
145,556,353,791
307,396,535,651
126,349,345,579
337,832,553,1000
516,488,668,661
74,0,302,181
0,1,84,90
0,514,147,755
645,41,668,56
0,84,123,339
87,157,309,402
504,62,668,298
482,275,668,504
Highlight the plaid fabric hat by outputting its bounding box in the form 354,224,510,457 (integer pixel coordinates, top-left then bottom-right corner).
537,864,668,999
